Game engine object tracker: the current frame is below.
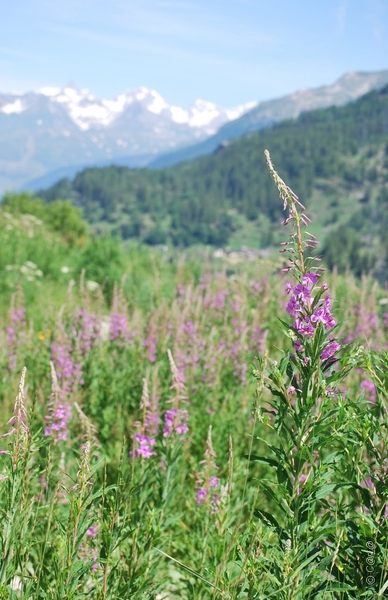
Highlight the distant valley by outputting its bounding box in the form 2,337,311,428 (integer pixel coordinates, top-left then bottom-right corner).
35,83,388,281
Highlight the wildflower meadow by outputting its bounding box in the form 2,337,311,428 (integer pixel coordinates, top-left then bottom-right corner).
0,152,387,598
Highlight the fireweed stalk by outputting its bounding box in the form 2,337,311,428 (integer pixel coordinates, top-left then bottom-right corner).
130,350,188,459
130,378,157,459
63,440,96,591
245,151,383,597
44,361,72,443
265,149,340,369
0,368,33,586
196,425,221,513
159,349,189,508
164,349,189,438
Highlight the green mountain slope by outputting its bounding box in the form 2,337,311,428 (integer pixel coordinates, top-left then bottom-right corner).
37,84,388,276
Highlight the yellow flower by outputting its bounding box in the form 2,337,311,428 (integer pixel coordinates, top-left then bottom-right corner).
38,332,45,341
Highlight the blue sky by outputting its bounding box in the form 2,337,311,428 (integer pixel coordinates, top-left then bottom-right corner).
1,0,387,108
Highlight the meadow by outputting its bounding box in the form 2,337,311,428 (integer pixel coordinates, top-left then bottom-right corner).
0,154,387,598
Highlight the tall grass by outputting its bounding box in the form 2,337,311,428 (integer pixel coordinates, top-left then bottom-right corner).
0,157,388,598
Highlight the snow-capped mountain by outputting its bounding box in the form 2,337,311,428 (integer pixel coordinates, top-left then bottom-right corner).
1,70,388,194
37,86,255,131
0,85,256,193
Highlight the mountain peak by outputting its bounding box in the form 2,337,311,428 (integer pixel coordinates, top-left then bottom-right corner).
18,85,250,131
2,69,388,194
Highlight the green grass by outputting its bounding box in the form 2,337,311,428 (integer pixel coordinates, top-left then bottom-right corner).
0,190,388,598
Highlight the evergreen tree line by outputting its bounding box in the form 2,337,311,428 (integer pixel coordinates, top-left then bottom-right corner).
34,84,388,275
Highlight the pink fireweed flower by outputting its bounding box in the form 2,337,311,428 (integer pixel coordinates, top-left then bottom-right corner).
78,520,99,572
293,283,312,305
163,408,189,437
320,341,341,361
130,378,160,458
285,275,339,360
130,433,156,458
87,524,99,537
143,337,157,362
286,296,302,318
44,363,71,442
51,340,83,396
285,282,293,294
6,307,27,371
265,151,340,361
162,349,189,438
109,312,132,343
74,309,101,355
45,404,72,441
196,487,207,505
195,426,222,512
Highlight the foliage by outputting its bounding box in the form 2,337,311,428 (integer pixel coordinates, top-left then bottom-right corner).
241,151,388,597
0,158,388,597
2,192,87,245
36,85,388,276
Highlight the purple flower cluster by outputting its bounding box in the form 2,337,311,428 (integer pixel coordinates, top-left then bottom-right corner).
145,410,160,436
51,341,83,395
109,312,132,344
45,402,72,441
285,272,340,360
74,309,101,355
175,320,201,378
210,288,229,310
196,475,220,512
250,326,268,355
6,308,26,345
321,341,341,361
195,426,221,513
130,433,156,458
6,308,27,370
143,337,157,362
87,524,99,537
79,523,99,572
129,406,189,460
163,408,189,437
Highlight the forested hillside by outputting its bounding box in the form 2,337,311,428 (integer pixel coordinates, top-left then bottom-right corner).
37,84,388,277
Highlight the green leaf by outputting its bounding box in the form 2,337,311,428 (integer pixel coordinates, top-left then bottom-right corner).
315,483,337,500
247,454,292,493
322,452,342,465
259,481,290,516
253,508,285,540
246,455,279,468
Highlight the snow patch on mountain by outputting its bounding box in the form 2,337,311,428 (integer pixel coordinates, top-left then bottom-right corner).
27,84,256,131
226,100,258,120
0,98,25,114
40,85,134,130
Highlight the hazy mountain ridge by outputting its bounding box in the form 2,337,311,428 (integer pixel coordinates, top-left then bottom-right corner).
149,70,388,168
